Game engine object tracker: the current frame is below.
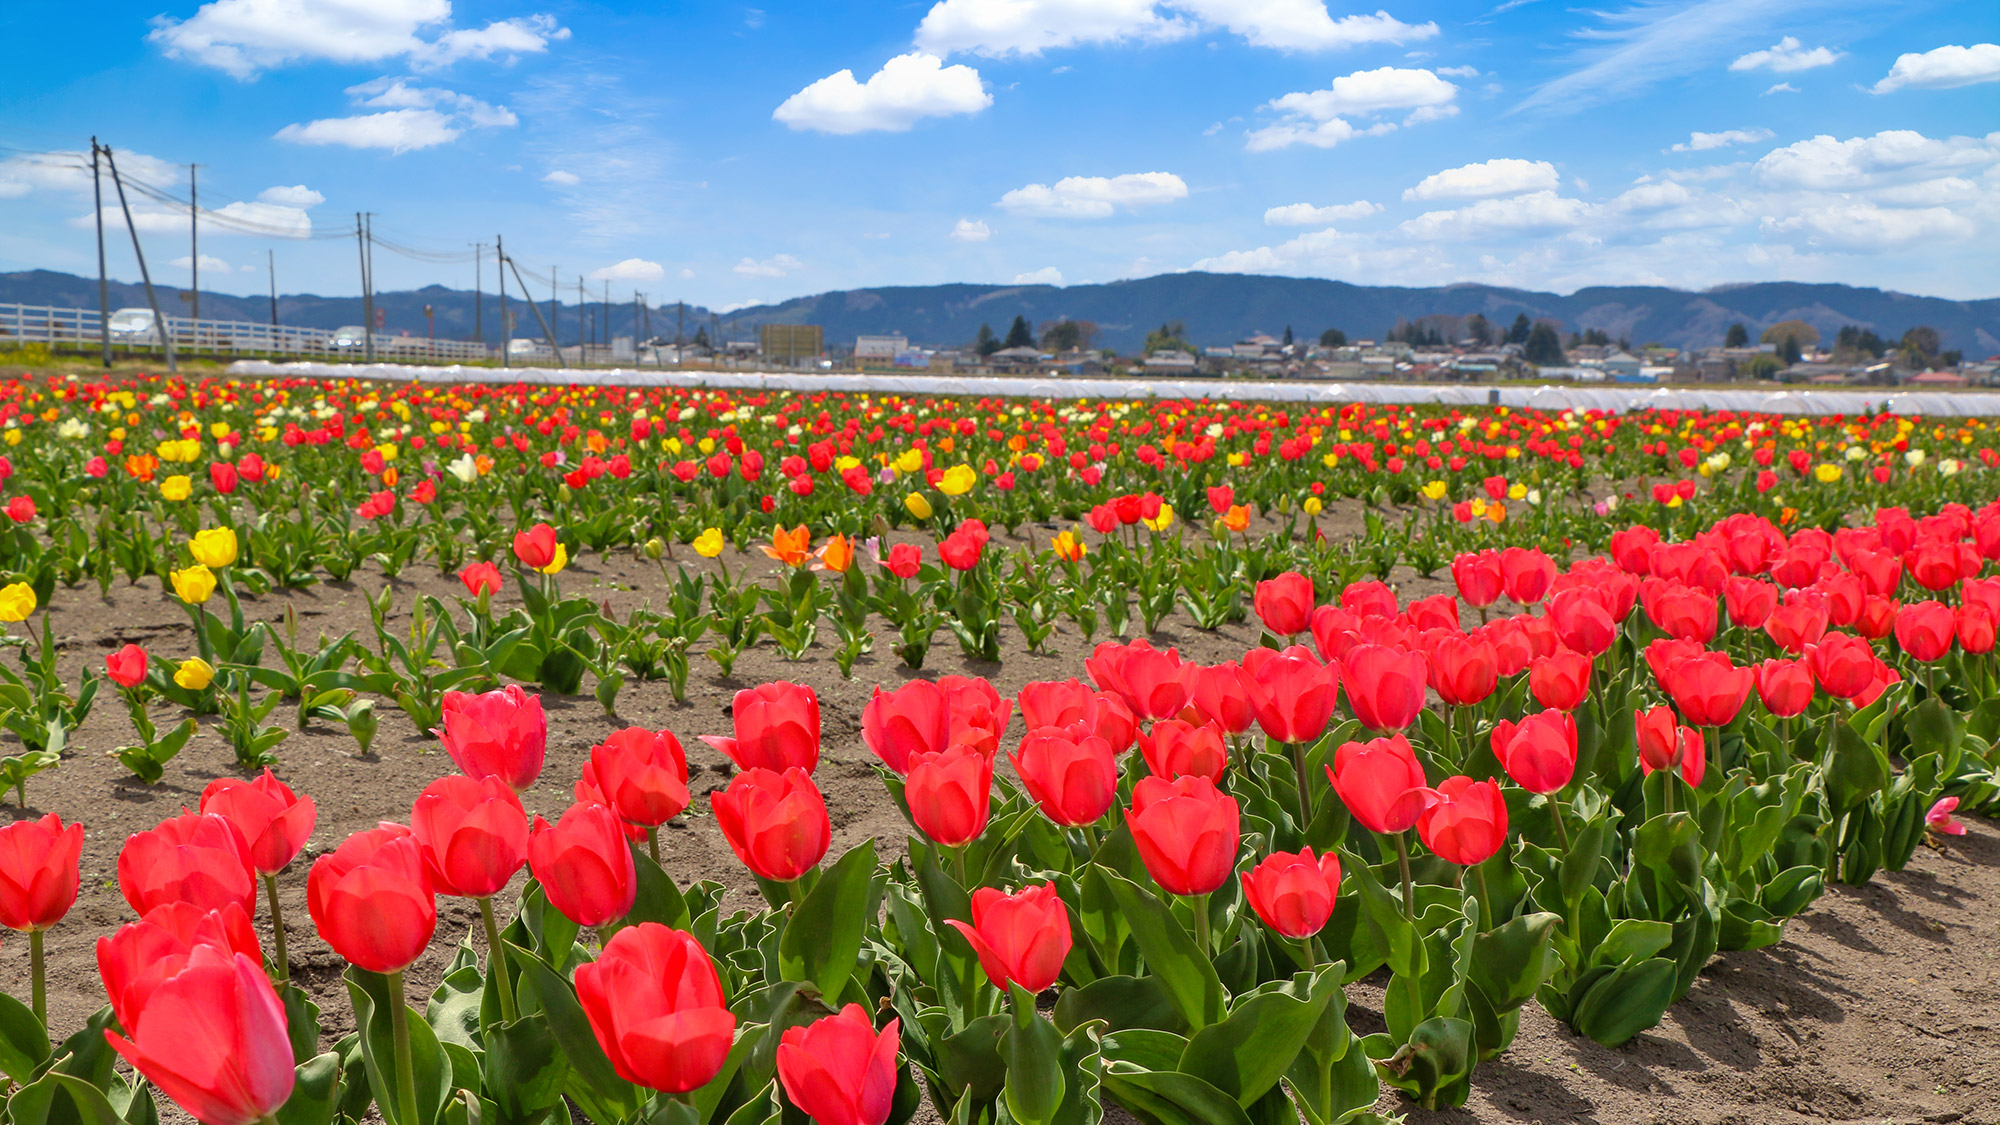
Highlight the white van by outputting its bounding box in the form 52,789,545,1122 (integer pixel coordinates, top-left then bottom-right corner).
107,308,159,343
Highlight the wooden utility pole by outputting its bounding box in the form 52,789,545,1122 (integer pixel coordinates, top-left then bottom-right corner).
497,234,508,369
90,139,110,367
188,164,199,321
472,244,483,345
103,145,175,373
268,249,278,327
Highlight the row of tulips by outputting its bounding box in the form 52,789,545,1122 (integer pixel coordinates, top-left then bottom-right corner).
0,494,1992,1125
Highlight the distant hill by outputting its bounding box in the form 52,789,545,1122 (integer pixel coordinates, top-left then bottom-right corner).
5,268,1996,355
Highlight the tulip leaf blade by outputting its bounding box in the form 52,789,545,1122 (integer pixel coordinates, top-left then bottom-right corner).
8,1070,126,1125
1179,968,1336,1107
506,946,641,1124
1051,975,1186,1036
1002,986,1066,1125
343,969,454,1125
623,842,691,931
1570,957,1678,1048
276,1052,345,1125
0,991,51,1085
1097,872,1226,1031
1099,1061,1253,1125
778,839,878,1005
481,1015,570,1125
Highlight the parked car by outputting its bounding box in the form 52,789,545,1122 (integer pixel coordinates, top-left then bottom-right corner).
331,326,370,352
107,308,159,344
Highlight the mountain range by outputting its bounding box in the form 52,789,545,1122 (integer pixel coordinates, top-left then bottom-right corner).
5,269,1996,356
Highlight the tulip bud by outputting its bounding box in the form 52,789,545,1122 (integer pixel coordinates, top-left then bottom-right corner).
529,803,638,928
777,1005,901,1125
307,824,437,974
943,882,1071,993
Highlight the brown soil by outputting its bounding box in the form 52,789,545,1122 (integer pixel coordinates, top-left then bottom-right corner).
2,507,1995,1125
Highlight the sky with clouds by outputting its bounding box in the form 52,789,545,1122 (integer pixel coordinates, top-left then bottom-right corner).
0,0,1996,310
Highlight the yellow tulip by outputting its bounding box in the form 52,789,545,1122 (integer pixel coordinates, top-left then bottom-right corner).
0,583,35,622
938,464,977,496
189,527,239,568
1304,497,1324,516
159,475,193,502
895,449,924,474
174,657,215,691
540,543,569,576
1814,464,1843,483
905,492,934,520
1050,530,1087,562
171,564,217,605
1420,480,1448,501
693,528,725,558
1142,504,1175,532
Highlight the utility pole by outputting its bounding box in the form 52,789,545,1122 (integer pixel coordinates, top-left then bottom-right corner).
355,214,376,363
90,139,110,367
472,243,483,345
550,267,558,358
364,213,377,359
603,280,611,347
576,278,586,358
268,249,278,327
496,234,508,369
188,164,199,321
676,300,684,348
501,252,564,366
103,145,175,373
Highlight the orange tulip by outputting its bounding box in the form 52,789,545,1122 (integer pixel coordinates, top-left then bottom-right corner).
812,534,855,573
1221,505,1250,533
762,525,812,568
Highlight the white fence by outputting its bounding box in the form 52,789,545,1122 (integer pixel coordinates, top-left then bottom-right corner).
0,303,491,363
225,359,2000,417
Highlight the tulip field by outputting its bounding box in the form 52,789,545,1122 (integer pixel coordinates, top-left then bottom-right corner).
0,370,1996,1125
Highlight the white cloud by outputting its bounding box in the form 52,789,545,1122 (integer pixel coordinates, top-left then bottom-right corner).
1761,200,1976,252
589,258,666,282
1753,129,2000,190
210,200,315,237
996,171,1188,217
1729,36,1839,73
147,0,566,78
913,0,1434,56
773,52,990,133
1403,158,1558,200
1668,127,1773,153
1518,0,1828,114
257,184,323,206
1264,200,1381,225
1872,43,2000,94
733,254,803,278
1013,267,1064,284
1435,64,1479,77
678,268,696,279
169,254,235,273
543,170,580,185
1764,82,1798,94
1168,1,1436,50
950,218,993,241
0,181,27,200
1247,66,1455,151
1398,190,1591,239
275,108,463,151
275,79,515,151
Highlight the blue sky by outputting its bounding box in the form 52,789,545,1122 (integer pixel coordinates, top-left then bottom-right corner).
2,0,1997,309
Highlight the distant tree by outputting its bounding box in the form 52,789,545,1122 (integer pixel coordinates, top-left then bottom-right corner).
1282,326,1294,346
1760,319,1820,350
1523,322,1566,366
1724,323,1749,348
1742,354,1782,381
1566,332,1582,349
1038,319,1097,352
1319,327,1347,348
693,325,711,350
1003,315,1034,350
1779,334,1803,366
1145,321,1194,355
1505,313,1532,345
1466,314,1492,346
974,323,1000,356
1579,328,1611,348
1833,325,1886,359
1617,337,1631,351
1900,325,1941,364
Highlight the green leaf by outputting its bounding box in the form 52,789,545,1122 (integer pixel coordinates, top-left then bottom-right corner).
624,844,690,931
9,1071,125,1125
1373,1016,1473,1110
0,991,52,1084
344,969,453,1125
778,840,876,1003
1179,969,1336,1107
1101,1063,1253,1125
1051,975,1187,1036
481,1015,570,1125
1571,958,1678,1047
1098,873,1226,1031
1590,919,1675,969
281,983,324,1065
1002,988,1065,1125
275,1053,344,1125
1466,912,1560,1012
1821,717,1889,813
508,945,640,1122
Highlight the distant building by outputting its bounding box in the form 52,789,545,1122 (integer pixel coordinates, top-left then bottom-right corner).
855,334,907,360
759,323,824,363
1144,351,1198,374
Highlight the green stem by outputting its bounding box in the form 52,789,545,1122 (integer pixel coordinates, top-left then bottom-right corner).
1473,863,1494,923
1191,893,1212,957
1662,774,1676,817
1548,795,1571,852
261,873,289,982
645,825,660,866
1290,741,1312,828
1392,832,1417,924
952,844,971,889
478,896,519,1024
386,970,419,1125
29,929,44,1029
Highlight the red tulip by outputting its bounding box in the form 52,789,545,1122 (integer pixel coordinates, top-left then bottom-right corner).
1808,633,1879,700
105,644,148,689
208,462,239,495
1640,579,1717,643
703,681,820,774
1087,640,1192,720
862,680,948,773
1634,706,1705,788
0,813,82,931
1722,576,1778,629
529,803,639,926
575,923,737,1093
710,767,830,883
1530,647,1592,711
307,824,436,973
1547,587,1618,657
1137,718,1228,783
585,727,691,827
1426,634,1497,707
1500,547,1556,604
199,769,316,876
1905,536,1977,591
1189,661,1257,735
119,812,255,918
1017,679,1091,730
1643,637,1706,692
940,675,1011,758
1240,848,1341,939
1664,651,1753,728
943,882,1071,993
409,775,529,899
459,562,504,597
1854,596,1900,640
1328,734,1434,835
1754,658,1814,717
1764,592,1830,653
1927,796,1966,837
776,1004,901,1125
1451,550,1504,607
1254,572,1314,637
1341,644,1426,732
1341,580,1399,620
904,745,993,847
512,522,559,569
1490,710,1577,794
1011,725,1118,827
434,684,547,793
97,902,261,1033
1237,646,1340,744
1127,775,1240,897
106,945,295,1125
1895,600,1955,662
1417,777,1508,866
1405,595,1460,633
1957,605,1996,655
